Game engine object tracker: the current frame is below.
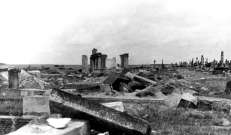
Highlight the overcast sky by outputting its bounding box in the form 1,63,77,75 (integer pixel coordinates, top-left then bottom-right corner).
0,0,231,64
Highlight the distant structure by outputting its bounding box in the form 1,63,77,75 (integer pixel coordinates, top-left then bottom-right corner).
201,55,204,66
92,48,97,55
82,55,88,73
153,59,156,68
191,58,194,67
195,57,199,66
161,59,165,69
220,51,224,64
8,68,19,89
120,53,129,68
177,51,231,74
205,58,208,64
90,48,107,72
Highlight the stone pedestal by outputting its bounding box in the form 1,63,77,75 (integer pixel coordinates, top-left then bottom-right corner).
8,69,19,89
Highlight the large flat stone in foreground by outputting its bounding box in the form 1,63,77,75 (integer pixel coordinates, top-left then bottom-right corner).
7,120,89,135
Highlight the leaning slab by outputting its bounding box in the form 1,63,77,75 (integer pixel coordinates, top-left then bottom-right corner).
50,89,151,135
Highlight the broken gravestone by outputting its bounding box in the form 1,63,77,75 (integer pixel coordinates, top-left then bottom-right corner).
178,93,197,109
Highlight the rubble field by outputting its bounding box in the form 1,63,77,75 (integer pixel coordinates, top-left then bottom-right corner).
3,64,231,135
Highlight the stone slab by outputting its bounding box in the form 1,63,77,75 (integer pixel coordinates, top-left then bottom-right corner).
50,89,152,135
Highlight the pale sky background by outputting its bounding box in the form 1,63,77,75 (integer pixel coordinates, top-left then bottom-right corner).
0,0,231,64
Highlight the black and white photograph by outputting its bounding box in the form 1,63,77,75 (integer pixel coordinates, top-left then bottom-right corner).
0,0,231,134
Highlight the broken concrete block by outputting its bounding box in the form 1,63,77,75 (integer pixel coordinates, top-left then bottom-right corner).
101,102,125,112
125,72,157,85
178,99,197,109
181,93,197,105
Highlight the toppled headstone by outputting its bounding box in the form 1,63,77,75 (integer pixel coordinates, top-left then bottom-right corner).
178,93,197,109
125,72,157,85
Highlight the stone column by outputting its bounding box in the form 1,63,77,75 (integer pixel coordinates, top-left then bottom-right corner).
90,58,93,72
82,55,88,73
101,55,107,69
8,68,19,89
120,53,129,68
94,56,98,70
97,56,101,70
